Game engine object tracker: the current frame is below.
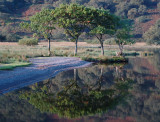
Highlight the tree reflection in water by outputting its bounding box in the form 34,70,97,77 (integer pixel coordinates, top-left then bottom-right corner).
20,73,133,119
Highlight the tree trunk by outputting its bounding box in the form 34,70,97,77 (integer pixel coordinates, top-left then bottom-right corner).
96,34,104,56
100,42,104,56
48,38,51,56
74,39,78,56
118,44,124,57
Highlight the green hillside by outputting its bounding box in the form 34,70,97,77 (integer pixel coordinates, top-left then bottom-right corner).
0,0,159,43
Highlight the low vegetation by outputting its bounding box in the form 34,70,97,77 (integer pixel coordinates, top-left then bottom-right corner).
81,56,128,63
143,19,160,45
0,62,31,70
18,37,38,46
2,2,159,70
0,44,48,70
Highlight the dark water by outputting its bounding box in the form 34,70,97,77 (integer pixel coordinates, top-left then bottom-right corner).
1,50,160,122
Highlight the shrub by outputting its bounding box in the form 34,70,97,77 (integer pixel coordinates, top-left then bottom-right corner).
18,37,38,46
127,8,138,19
85,39,99,44
136,16,150,23
115,2,130,18
5,34,20,42
0,33,20,42
143,19,160,45
138,5,147,15
104,38,116,45
158,2,160,10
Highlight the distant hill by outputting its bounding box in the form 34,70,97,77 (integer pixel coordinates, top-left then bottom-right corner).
0,0,159,42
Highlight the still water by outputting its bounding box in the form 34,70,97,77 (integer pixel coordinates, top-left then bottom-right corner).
0,50,160,122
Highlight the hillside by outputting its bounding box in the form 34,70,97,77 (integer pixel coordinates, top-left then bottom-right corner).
0,0,159,42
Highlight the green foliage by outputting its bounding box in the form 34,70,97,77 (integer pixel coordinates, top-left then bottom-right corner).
0,62,31,70
136,16,150,23
82,56,128,63
21,9,55,40
6,34,20,42
0,33,20,42
89,9,119,35
88,8,120,55
158,2,160,10
20,79,133,118
115,0,152,18
54,4,90,41
143,19,160,45
127,8,138,19
20,8,56,55
115,21,134,55
18,37,38,46
116,28,133,45
138,5,147,15
54,3,95,55
85,39,99,44
104,38,116,45
0,53,28,64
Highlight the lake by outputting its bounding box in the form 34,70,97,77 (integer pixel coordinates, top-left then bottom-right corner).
0,49,160,122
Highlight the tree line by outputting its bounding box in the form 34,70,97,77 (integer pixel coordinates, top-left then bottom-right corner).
21,3,133,56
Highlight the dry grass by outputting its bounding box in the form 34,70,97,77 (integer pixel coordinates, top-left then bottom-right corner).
0,41,159,47
0,42,156,61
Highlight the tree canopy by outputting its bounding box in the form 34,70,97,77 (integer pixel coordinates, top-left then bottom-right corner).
20,9,56,55
115,21,134,56
54,4,93,55
89,8,120,55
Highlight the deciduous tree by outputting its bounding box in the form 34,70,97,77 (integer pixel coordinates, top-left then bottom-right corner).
54,4,91,56
20,9,56,56
115,23,134,56
89,8,119,55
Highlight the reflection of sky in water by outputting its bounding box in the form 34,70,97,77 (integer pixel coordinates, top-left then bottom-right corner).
1,51,160,122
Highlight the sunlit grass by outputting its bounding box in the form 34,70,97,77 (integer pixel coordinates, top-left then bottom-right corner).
0,44,48,70
0,42,149,68
0,62,31,70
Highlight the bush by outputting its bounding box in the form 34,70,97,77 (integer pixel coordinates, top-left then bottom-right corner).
85,39,99,44
143,19,160,45
127,8,138,19
138,5,147,15
0,33,20,42
104,38,116,45
136,16,150,23
158,2,160,10
18,37,38,46
6,34,20,42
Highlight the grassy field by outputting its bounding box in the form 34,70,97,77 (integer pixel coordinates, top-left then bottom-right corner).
0,43,48,70
0,42,156,70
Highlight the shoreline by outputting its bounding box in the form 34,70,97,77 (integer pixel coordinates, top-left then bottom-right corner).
0,57,91,94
